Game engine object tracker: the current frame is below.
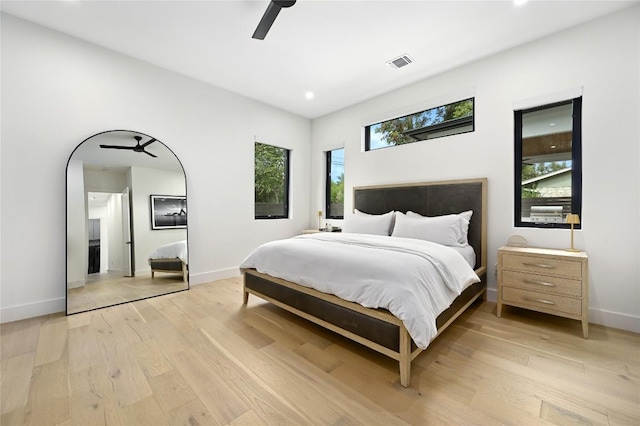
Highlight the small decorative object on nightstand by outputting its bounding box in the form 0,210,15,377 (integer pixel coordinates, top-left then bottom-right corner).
497,246,589,338
317,210,322,230
565,213,580,252
506,235,528,247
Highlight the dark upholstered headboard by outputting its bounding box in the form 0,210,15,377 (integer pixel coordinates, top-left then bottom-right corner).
353,178,487,271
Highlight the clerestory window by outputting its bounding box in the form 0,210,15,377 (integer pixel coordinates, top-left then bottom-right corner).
364,98,474,151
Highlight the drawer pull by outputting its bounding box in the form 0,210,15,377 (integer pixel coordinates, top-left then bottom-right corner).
523,278,556,287
523,296,555,305
522,262,555,269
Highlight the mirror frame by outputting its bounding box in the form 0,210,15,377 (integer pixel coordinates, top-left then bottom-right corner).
65,129,189,315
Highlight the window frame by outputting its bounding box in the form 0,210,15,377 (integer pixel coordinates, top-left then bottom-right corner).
364,97,475,151
514,97,582,229
254,142,290,220
325,148,344,220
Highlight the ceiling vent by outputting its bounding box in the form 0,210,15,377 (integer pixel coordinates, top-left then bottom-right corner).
386,54,414,69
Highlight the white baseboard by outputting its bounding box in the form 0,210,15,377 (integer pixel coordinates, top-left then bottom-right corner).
189,267,241,286
1,297,65,324
484,287,640,334
589,308,640,334
67,279,85,289
485,287,498,302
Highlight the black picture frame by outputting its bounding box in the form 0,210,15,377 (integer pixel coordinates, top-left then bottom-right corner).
150,195,187,230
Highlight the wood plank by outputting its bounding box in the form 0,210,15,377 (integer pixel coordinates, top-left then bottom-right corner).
68,364,118,426
22,358,70,426
169,348,250,424
0,352,35,414
165,398,216,426
116,396,168,426
146,369,197,413
67,324,104,373
0,316,44,359
133,338,174,378
34,315,68,367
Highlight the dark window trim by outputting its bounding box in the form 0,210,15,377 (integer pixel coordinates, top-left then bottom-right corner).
364,97,475,151
514,97,582,229
255,145,290,220
325,149,344,219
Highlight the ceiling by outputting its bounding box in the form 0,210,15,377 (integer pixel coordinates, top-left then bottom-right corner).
2,0,637,119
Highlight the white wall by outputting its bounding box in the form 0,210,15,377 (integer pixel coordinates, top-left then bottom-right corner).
310,7,640,333
106,194,124,273
66,159,86,289
0,14,311,322
130,167,187,275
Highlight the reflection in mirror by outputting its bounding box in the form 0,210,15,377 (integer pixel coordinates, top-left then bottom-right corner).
66,130,188,314
516,98,581,227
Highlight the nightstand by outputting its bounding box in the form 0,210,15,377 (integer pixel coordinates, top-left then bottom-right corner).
497,246,589,338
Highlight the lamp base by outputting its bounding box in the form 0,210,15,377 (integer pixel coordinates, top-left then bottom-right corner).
565,248,581,252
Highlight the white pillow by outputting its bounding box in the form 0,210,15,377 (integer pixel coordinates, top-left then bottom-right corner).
407,210,473,245
343,210,395,235
394,212,464,247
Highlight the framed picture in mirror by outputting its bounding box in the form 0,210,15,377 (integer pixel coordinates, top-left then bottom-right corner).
151,195,187,229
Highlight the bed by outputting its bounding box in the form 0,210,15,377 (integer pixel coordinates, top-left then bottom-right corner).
148,240,188,282
241,178,487,387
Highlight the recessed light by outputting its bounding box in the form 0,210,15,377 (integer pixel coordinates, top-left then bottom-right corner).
305,92,314,100
549,122,556,126
550,145,557,149
514,0,528,6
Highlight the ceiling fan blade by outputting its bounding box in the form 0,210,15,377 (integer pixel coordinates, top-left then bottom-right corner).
100,144,134,150
144,150,158,158
252,1,296,40
140,138,156,148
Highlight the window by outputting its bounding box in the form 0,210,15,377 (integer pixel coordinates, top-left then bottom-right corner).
364,98,474,151
326,148,344,219
514,98,582,228
254,142,290,219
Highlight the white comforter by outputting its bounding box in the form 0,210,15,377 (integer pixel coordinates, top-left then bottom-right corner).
239,233,480,348
148,240,188,264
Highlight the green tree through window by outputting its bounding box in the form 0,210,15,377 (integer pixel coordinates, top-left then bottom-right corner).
366,98,474,149
255,142,289,218
326,148,344,218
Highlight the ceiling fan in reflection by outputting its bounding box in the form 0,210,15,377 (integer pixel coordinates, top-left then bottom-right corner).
100,136,157,158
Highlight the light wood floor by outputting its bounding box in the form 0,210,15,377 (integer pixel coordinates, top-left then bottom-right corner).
67,271,188,314
2,276,639,425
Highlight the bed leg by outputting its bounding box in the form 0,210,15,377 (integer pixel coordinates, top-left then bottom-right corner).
151,271,155,279
182,263,188,283
242,277,249,305
399,325,411,387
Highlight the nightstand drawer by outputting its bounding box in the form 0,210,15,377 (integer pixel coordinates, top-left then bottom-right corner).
502,270,582,297
502,253,582,279
502,287,582,316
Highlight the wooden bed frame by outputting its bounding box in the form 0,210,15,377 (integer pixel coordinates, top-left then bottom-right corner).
150,258,188,282
242,178,487,387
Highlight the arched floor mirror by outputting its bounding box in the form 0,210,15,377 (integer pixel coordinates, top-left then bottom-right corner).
66,130,188,314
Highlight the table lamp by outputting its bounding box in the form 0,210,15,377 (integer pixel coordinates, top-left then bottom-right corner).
565,213,580,252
